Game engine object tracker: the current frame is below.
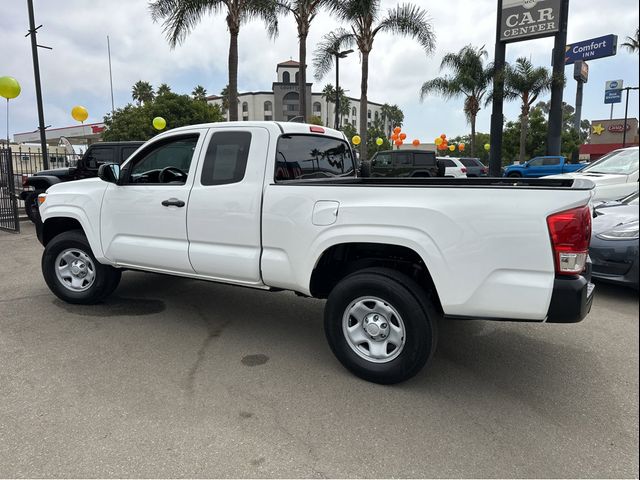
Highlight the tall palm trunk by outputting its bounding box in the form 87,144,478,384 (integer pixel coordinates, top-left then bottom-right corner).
519,113,528,163
470,115,476,158
298,22,309,122
228,21,239,121
359,50,370,160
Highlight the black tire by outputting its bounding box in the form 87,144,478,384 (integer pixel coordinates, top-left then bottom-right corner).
42,230,121,304
24,191,42,224
507,172,522,178
324,267,439,384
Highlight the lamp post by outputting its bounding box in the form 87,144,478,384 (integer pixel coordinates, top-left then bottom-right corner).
333,49,353,130
621,86,639,148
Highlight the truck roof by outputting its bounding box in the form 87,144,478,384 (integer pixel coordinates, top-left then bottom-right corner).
168,121,346,140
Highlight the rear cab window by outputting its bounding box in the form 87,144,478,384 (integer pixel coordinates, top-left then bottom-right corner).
275,134,355,181
414,152,436,166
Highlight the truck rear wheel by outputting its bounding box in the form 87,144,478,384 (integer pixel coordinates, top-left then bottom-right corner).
42,230,121,305
24,191,42,224
507,172,522,178
324,267,438,384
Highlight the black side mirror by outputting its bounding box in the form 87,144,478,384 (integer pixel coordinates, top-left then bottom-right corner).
98,163,120,184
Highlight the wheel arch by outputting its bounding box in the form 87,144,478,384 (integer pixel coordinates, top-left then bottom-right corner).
41,210,106,263
309,241,443,314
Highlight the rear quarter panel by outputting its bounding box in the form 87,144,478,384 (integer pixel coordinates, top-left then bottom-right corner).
262,184,592,320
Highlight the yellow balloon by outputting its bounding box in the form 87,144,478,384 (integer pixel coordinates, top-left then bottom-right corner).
484,143,491,151
376,137,383,146
449,145,455,152
0,76,21,100
153,116,167,130
352,135,361,146
435,137,443,146
71,105,89,123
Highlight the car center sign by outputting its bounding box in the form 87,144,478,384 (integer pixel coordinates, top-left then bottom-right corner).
500,0,562,42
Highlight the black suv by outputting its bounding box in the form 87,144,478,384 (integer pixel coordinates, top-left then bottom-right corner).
21,141,143,222
364,149,444,177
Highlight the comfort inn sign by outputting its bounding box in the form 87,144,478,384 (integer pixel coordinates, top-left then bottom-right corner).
500,0,562,42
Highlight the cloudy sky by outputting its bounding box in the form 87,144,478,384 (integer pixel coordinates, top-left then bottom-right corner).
1,0,638,142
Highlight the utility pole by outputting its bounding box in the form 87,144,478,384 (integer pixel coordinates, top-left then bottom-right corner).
622,86,639,148
107,35,115,116
26,0,51,169
546,0,570,156
489,0,506,177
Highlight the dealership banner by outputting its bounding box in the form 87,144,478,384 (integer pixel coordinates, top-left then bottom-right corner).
500,0,562,42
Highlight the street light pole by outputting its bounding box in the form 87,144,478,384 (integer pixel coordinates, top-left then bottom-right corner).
333,49,353,130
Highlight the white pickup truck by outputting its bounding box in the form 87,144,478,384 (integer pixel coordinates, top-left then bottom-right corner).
37,122,596,384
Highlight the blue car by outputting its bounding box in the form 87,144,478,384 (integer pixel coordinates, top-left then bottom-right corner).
590,191,639,290
503,155,586,178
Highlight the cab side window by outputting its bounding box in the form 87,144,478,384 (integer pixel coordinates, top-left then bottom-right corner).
528,158,544,167
543,157,560,166
372,153,392,168
393,153,412,166
85,147,114,169
200,131,252,186
128,135,199,184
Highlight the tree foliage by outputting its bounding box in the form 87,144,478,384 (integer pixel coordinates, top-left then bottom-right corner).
103,91,224,141
131,80,155,105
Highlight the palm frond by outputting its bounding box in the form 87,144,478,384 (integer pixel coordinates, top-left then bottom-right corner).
419,77,463,102
312,28,355,81
375,4,435,53
149,0,224,47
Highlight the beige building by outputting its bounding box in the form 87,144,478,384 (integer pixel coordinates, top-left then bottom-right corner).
207,60,390,131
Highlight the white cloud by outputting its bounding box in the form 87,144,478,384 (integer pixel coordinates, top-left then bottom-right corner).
1,0,638,143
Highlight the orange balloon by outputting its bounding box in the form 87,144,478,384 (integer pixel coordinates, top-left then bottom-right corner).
440,134,447,139
399,132,407,140
394,126,401,135
391,133,398,141
395,139,403,146
458,143,465,151
412,139,420,146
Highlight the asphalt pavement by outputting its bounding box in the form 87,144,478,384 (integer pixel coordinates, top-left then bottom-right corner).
1,223,638,478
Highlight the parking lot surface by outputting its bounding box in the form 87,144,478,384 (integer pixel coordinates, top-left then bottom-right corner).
1,223,638,478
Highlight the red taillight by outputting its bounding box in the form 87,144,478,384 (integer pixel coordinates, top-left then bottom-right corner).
546,205,591,275
309,126,325,134
22,175,29,187
481,167,487,173
461,167,467,173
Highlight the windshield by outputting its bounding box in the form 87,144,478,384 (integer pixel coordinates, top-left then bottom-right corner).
582,149,639,175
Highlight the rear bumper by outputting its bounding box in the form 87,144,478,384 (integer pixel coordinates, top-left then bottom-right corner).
546,270,595,323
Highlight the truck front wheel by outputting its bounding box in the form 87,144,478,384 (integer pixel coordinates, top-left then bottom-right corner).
507,172,522,178
42,230,121,304
324,268,438,384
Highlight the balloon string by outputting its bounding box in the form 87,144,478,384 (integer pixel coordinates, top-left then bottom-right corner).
6,98,9,147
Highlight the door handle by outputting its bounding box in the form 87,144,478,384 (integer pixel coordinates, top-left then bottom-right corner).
161,198,185,208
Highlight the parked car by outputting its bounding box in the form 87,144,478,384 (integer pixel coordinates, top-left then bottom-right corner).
503,156,585,178
20,141,144,223
366,149,443,177
458,157,487,177
436,157,468,177
545,147,639,202
36,121,595,384
590,190,639,290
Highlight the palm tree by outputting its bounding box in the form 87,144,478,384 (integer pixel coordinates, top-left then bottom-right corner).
192,85,208,101
621,28,639,53
380,103,393,136
220,85,230,115
315,2,435,160
149,0,279,121
131,81,155,105
321,84,335,125
280,0,328,121
503,57,552,163
320,83,350,127
157,83,172,96
420,45,493,157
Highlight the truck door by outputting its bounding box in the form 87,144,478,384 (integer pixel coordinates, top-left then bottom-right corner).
524,157,545,176
186,127,269,286
100,131,206,273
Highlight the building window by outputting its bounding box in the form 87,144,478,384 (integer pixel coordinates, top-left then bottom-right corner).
264,101,272,112
295,72,300,84
242,102,249,113
313,102,321,115
368,109,372,119
264,115,273,121
283,71,291,83
352,107,356,117
374,111,379,121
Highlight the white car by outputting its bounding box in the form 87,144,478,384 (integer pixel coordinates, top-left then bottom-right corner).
437,156,468,177
545,146,639,201
37,122,595,384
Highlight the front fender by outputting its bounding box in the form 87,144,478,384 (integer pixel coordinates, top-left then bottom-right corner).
25,175,62,191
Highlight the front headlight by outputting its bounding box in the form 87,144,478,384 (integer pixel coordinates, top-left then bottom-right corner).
596,220,639,240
